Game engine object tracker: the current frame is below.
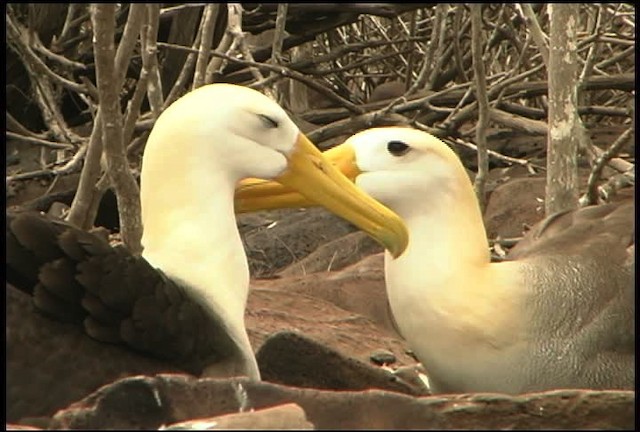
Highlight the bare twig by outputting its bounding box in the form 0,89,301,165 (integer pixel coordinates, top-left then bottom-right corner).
592,169,635,203
54,3,82,47
90,4,142,254
436,132,540,169
193,4,219,90
579,6,603,83
441,63,546,132
31,36,87,70
580,128,633,206
470,4,490,213
140,4,163,118
115,4,145,88
165,26,202,108
453,8,469,82
408,5,445,95
309,112,410,148
519,4,549,68
160,3,207,19
6,112,46,137
270,3,289,68
595,45,634,69
489,108,548,135
123,71,150,146
405,10,418,86
67,3,144,229
205,4,240,82
7,10,85,146
6,132,74,150
162,41,364,114
227,4,272,92
6,143,89,183
427,4,450,89
6,15,88,95
55,143,88,175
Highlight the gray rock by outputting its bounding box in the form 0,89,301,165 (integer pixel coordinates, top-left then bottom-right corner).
49,375,635,430
370,349,397,366
279,231,382,276
239,208,357,278
162,403,312,430
256,331,421,395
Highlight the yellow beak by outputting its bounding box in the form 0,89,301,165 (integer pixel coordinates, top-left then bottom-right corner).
235,134,408,258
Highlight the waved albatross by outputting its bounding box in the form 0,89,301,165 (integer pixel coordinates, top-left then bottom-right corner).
235,126,635,394
6,86,408,422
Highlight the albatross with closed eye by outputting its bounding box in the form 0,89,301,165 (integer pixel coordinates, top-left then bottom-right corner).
6,86,408,422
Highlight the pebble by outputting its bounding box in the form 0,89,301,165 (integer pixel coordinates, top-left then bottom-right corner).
370,349,396,366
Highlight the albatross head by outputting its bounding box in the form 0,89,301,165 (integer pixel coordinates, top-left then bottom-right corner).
236,126,477,221
141,85,408,259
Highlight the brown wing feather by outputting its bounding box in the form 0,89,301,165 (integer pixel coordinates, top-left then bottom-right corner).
507,199,634,262
6,210,244,421
7,283,177,423
505,199,634,390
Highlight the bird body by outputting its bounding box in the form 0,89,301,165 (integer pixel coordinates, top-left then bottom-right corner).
236,126,634,394
6,85,408,422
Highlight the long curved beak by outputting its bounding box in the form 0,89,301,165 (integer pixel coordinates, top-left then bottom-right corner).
235,134,408,258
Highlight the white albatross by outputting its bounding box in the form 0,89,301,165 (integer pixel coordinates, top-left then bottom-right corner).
235,126,634,394
6,86,408,421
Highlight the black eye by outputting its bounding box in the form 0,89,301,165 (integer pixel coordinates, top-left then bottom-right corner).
258,114,279,129
387,140,410,156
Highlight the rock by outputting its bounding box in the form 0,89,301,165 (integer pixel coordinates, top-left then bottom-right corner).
393,364,431,395
279,231,382,276
246,284,414,370
483,166,611,240
484,177,546,239
370,349,396,366
256,331,422,395
49,375,636,430
6,284,180,425
252,253,400,335
239,208,357,277
162,403,312,430
368,80,406,103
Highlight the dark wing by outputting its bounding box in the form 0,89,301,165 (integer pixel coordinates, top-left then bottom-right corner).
6,211,242,375
7,282,176,422
507,199,634,263
506,199,634,389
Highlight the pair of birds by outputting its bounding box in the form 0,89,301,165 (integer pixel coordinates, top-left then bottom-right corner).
7,84,634,422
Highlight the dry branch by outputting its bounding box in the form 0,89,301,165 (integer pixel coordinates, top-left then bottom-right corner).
67,3,144,230
546,4,580,215
90,4,142,254
193,4,218,89
269,4,289,68
471,4,489,213
6,132,74,150
141,4,164,118
519,4,549,68
165,26,202,108
581,128,634,206
489,109,548,135
7,3,634,231
6,14,88,95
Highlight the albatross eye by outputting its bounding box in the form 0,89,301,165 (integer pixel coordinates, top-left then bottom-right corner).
258,114,279,129
387,140,410,156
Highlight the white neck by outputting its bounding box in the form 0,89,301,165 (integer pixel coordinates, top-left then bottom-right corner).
387,175,490,276
383,174,525,387
140,153,250,348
